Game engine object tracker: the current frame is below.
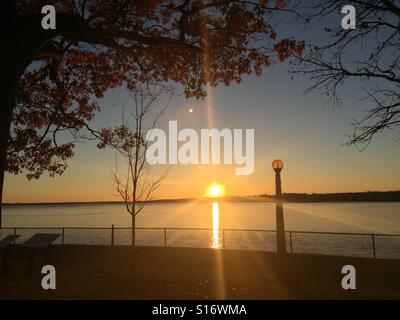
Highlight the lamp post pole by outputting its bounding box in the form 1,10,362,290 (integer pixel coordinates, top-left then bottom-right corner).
272,160,287,254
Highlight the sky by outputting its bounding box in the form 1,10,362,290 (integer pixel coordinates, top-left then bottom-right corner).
4,7,400,203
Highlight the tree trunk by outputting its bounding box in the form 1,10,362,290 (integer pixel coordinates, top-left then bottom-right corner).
0,76,16,229
1,1,18,229
0,59,19,231
131,214,136,247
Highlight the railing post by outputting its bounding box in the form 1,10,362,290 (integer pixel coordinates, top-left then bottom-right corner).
164,228,167,247
222,229,225,249
371,234,376,258
61,228,65,245
111,224,114,246
289,231,293,254
13,228,17,244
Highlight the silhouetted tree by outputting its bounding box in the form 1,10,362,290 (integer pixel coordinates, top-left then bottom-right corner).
101,84,171,246
294,0,400,148
1,0,304,227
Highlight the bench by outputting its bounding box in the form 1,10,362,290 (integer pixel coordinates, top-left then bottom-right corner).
0,234,20,274
22,233,61,275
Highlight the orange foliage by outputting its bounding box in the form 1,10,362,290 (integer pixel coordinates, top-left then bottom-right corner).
11,0,303,179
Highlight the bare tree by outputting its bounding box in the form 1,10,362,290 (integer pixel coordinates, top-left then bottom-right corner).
293,0,400,148
98,84,171,246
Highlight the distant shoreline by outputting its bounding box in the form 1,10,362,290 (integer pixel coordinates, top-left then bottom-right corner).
4,191,400,206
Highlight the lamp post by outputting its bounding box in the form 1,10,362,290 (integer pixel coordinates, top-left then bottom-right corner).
272,159,287,254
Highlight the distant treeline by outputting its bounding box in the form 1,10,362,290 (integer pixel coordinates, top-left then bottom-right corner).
4,191,400,206
260,191,400,202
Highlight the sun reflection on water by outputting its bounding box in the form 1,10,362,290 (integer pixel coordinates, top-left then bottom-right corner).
211,201,221,249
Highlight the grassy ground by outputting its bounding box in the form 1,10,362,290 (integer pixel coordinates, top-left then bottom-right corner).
0,245,399,299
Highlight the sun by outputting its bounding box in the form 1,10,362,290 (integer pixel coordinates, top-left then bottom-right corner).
205,183,225,198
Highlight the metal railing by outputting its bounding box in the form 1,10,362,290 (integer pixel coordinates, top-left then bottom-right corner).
1,226,399,259
285,230,398,259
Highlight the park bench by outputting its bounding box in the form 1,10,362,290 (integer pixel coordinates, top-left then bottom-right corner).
0,234,20,274
22,233,61,275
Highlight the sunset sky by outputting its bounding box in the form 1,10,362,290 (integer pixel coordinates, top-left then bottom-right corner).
5,11,400,203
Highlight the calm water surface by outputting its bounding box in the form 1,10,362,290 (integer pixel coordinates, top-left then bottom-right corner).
2,202,400,258
3,202,400,233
